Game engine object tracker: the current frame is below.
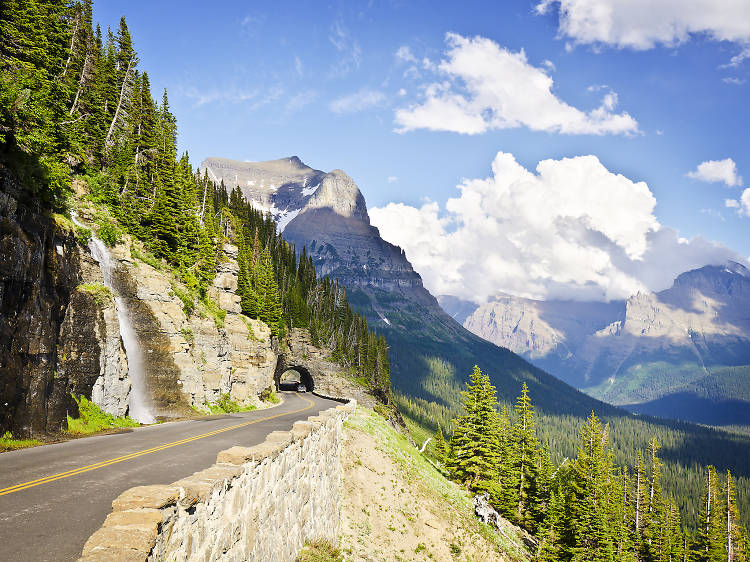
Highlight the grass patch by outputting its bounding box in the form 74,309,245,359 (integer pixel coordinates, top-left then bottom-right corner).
0,431,42,452
260,389,280,404
170,283,195,316
66,395,140,435
78,282,113,308
194,393,257,414
52,212,75,233
180,326,195,345
200,296,226,329
345,407,531,561
130,244,164,270
295,539,344,562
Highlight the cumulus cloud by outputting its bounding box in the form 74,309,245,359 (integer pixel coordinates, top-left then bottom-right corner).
687,158,743,187
329,89,387,114
536,0,750,57
370,151,745,304
394,33,638,135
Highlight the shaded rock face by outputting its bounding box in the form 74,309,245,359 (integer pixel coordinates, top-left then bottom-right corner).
0,169,109,436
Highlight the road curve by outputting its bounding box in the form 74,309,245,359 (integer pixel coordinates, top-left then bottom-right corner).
0,392,341,562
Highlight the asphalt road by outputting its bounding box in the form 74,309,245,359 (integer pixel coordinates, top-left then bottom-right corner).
0,392,339,562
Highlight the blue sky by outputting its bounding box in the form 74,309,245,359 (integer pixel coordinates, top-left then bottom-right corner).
94,0,750,302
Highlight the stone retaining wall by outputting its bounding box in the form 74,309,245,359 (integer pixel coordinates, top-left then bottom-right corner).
79,400,356,561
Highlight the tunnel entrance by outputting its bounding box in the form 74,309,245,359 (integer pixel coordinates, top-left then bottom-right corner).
274,365,314,392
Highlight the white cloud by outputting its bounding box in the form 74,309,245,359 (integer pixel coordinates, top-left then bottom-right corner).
536,0,750,61
397,88,407,96
725,198,740,208
387,176,398,183
370,151,745,303
687,158,743,187
742,189,750,216
329,89,386,114
394,33,639,135
329,20,362,76
395,46,417,63
723,77,746,85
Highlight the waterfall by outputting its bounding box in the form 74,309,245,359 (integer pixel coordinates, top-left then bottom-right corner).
72,214,155,423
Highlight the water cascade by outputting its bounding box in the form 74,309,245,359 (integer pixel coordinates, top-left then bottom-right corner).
72,214,155,423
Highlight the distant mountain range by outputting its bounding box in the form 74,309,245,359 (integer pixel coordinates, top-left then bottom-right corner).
200,156,620,418
440,262,750,426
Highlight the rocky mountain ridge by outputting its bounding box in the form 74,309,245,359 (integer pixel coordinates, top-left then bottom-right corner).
210,155,621,419
446,262,750,424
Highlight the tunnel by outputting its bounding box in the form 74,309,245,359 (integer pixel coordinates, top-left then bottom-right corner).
274,364,314,392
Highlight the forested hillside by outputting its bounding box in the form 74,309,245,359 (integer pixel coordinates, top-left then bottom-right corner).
435,367,749,560
0,0,391,400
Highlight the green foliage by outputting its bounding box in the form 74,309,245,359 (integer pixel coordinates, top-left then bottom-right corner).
264,390,280,404
75,225,92,246
0,431,42,452
179,326,194,345
295,539,343,562
78,282,112,307
96,221,122,247
66,394,139,434
439,372,750,561
200,296,225,329
171,283,195,316
197,393,255,414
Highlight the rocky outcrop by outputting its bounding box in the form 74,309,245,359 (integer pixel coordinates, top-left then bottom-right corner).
0,167,123,436
86,235,279,414
79,401,356,561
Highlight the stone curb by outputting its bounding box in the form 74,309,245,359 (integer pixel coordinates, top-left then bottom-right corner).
78,397,356,561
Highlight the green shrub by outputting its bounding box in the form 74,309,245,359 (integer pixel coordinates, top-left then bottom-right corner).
198,393,257,414
261,389,280,404
66,394,140,434
0,431,42,452
75,225,92,246
97,222,122,247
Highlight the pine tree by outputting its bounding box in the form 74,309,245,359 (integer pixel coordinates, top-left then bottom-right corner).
512,382,540,529
434,424,447,466
694,466,727,562
450,366,500,492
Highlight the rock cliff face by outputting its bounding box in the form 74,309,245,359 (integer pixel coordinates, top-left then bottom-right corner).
454,263,750,423
0,168,126,436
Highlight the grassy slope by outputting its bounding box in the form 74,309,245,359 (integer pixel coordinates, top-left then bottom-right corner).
340,407,531,561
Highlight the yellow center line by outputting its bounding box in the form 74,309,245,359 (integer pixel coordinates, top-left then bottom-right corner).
0,393,315,497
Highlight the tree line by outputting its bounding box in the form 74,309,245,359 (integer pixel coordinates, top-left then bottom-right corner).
435,366,749,560
0,0,392,399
